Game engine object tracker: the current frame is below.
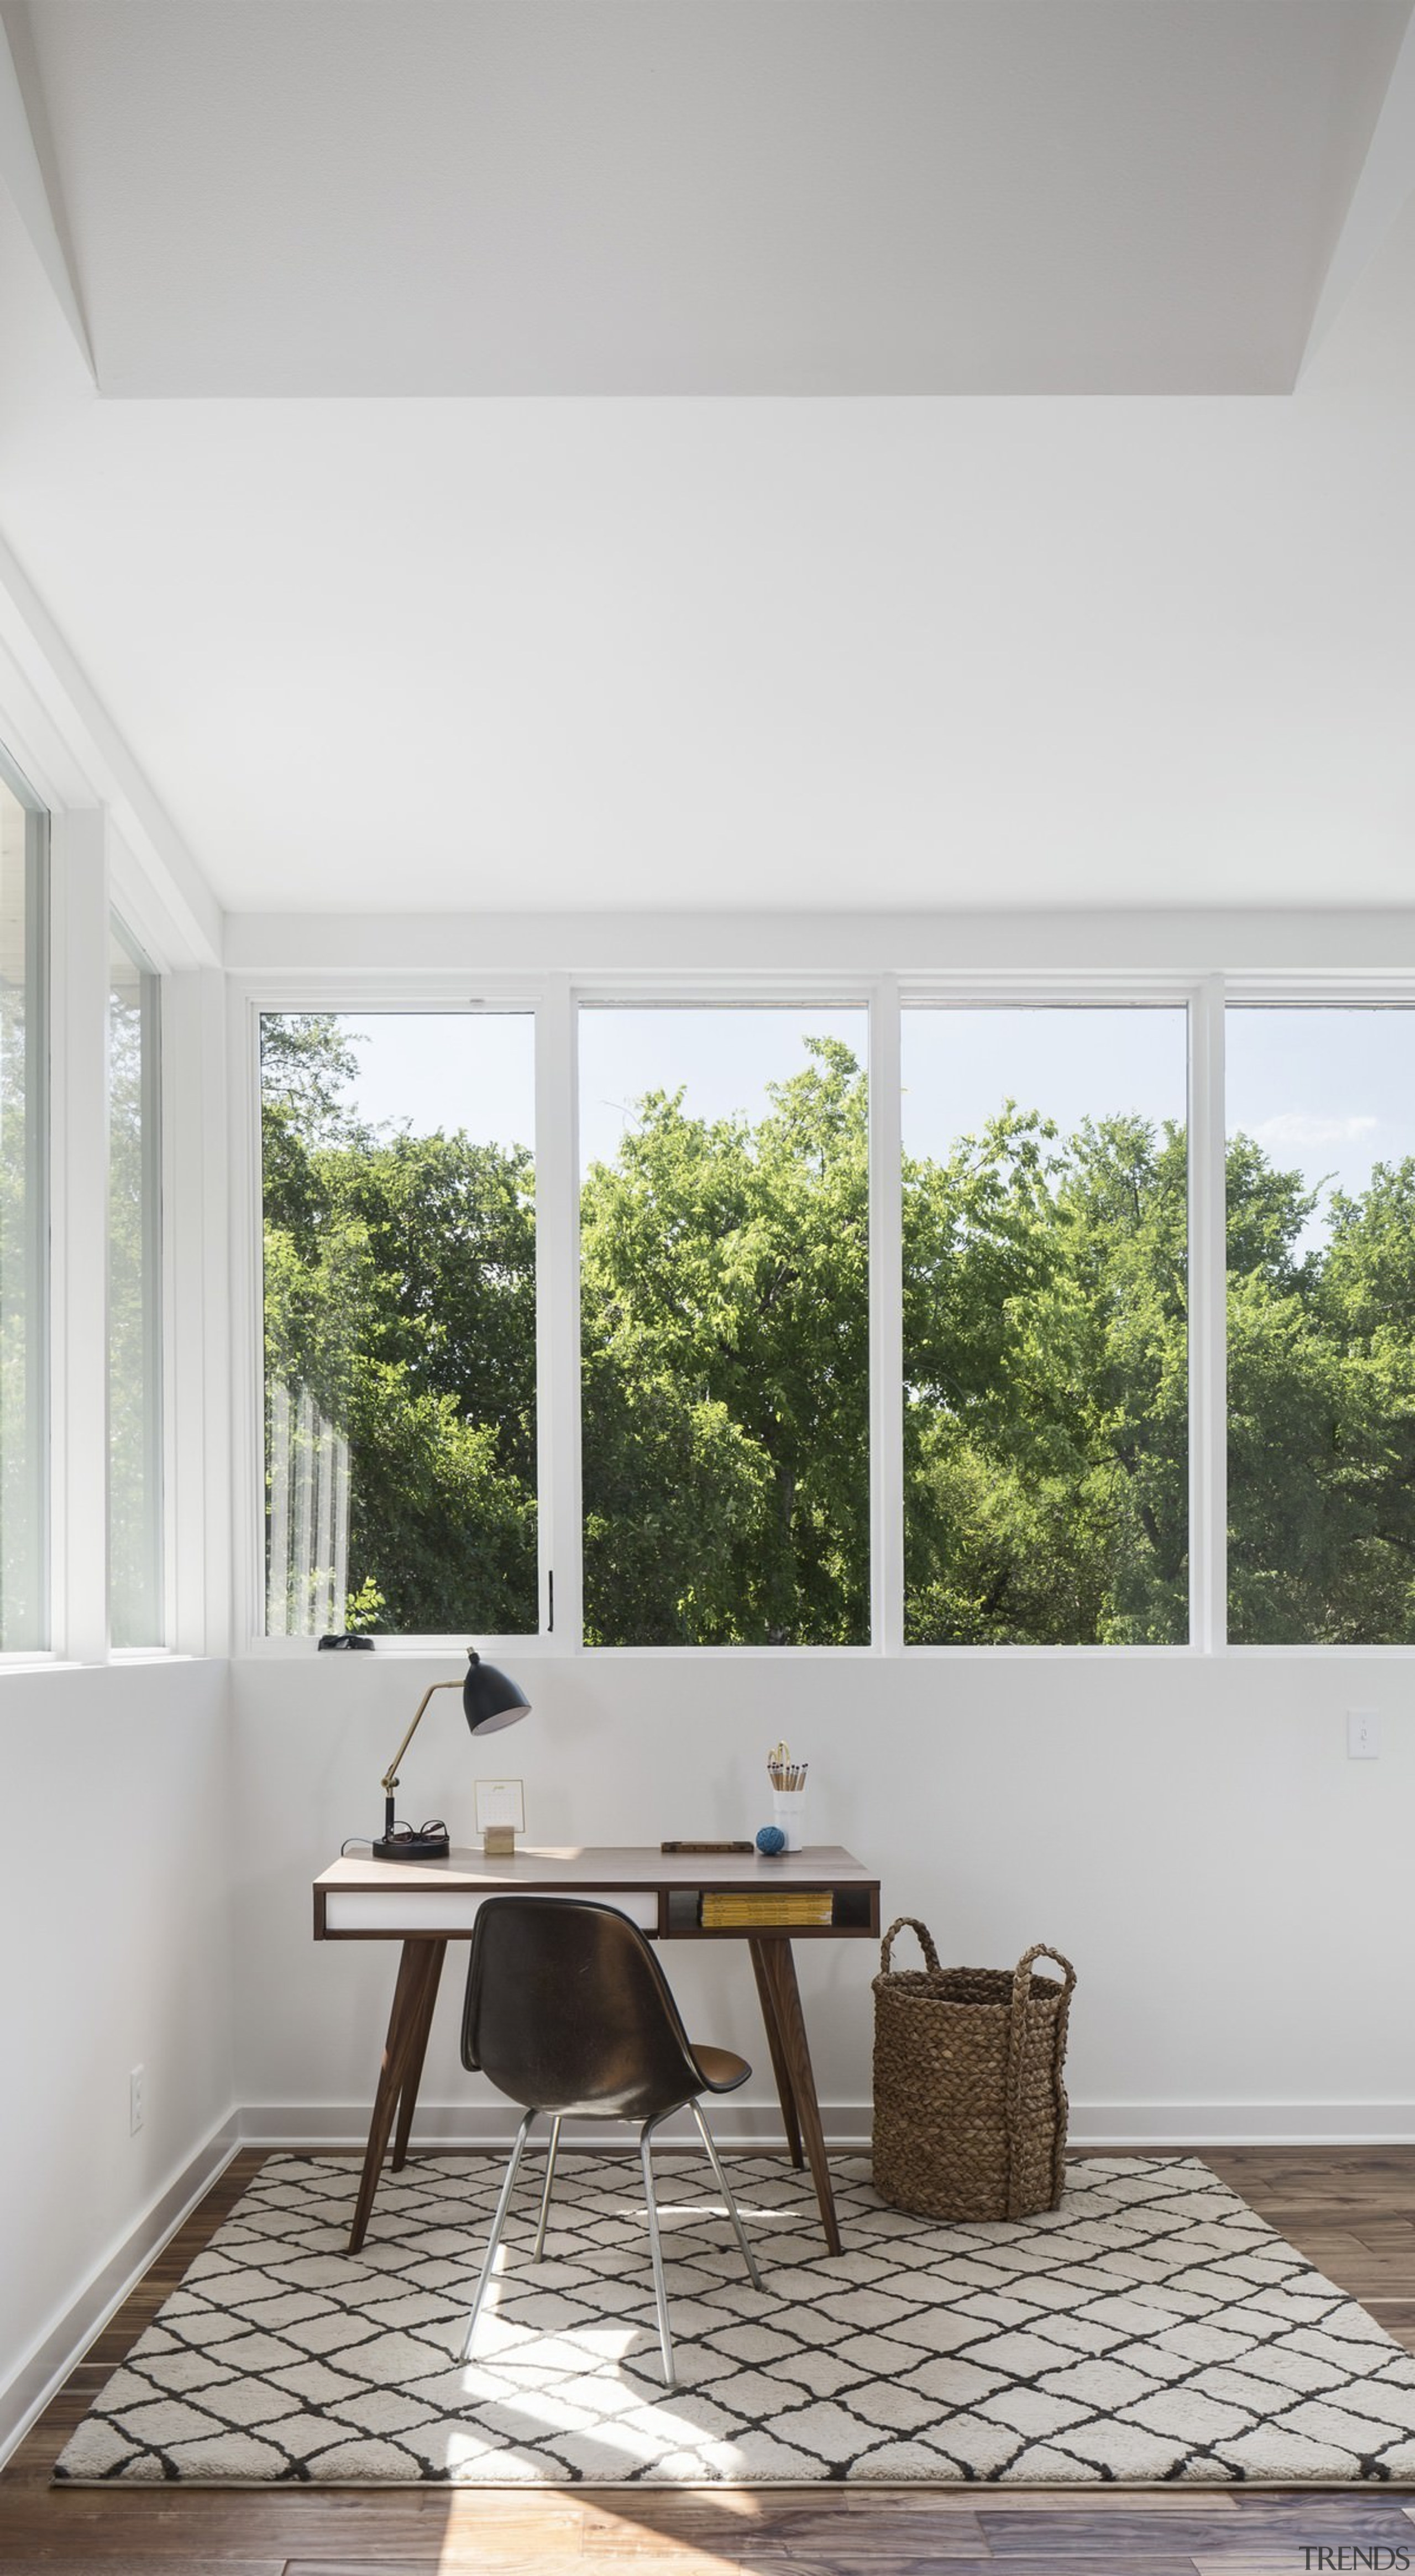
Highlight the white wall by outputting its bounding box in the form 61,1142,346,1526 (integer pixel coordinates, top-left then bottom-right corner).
230,1647,1415,2148
1,1657,234,2444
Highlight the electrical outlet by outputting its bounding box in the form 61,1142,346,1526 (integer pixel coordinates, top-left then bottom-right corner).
1346,1709,1380,1760
129,2063,145,2133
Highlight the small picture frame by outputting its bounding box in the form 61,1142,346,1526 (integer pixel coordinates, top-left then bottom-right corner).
475,1778,526,1856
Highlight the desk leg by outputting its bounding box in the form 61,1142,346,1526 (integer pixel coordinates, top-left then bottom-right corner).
348,1941,442,2255
391,1939,446,2171
748,1937,803,2170
750,1937,843,2256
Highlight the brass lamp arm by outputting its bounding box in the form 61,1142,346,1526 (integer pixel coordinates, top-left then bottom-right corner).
380,1678,464,1795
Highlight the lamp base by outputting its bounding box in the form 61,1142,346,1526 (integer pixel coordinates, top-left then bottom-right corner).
371,1827,450,1862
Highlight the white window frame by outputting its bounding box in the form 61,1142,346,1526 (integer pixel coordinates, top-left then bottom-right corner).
574,978,881,1658
0,690,220,1670
1215,972,1415,1659
232,960,1415,1662
896,974,1207,1659
234,977,555,1660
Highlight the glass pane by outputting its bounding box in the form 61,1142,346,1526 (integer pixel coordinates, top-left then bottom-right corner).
109,920,163,1647
1227,1006,1415,1643
0,752,46,1652
261,1012,537,1635
580,1006,869,1646
902,1007,1189,1644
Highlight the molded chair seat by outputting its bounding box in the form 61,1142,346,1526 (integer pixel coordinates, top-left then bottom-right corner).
459,1896,764,2387
689,2043,752,2093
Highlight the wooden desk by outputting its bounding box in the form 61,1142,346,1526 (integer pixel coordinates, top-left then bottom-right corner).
315,1843,879,2259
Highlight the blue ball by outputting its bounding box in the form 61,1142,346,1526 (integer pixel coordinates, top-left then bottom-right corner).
756,1824,787,1856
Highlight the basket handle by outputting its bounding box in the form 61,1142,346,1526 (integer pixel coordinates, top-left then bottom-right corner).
880,1916,941,1976
1012,1942,1076,2006
1005,1944,1077,2219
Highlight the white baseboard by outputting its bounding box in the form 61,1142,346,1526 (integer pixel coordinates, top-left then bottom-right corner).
1068,2104,1415,2146
0,2109,240,2472
240,2099,1415,2152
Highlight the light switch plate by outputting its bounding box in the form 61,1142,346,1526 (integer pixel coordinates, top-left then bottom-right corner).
1346,1709,1379,1759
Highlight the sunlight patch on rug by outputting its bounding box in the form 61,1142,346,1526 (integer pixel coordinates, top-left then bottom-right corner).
53,2152,1415,2485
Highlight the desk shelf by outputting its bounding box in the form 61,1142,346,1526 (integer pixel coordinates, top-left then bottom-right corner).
663,1884,879,1939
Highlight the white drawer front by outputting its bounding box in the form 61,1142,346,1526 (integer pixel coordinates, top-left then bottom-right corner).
324,1888,661,1935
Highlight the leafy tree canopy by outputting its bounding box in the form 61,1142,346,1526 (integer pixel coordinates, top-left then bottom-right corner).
261,1017,1415,1645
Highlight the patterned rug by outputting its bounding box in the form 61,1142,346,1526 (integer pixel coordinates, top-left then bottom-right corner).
54,2150,1415,2485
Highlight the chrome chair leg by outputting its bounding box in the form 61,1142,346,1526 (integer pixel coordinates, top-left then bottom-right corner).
533,2113,563,2260
639,2117,677,2391
461,2108,536,2359
690,2097,764,2291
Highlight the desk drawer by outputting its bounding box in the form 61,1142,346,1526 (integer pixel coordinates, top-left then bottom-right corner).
323,1888,661,1935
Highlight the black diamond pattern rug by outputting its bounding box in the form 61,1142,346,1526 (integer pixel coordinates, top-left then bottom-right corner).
53,2151,1415,2485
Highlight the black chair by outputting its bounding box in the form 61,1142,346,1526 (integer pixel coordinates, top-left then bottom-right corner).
459,1896,764,2387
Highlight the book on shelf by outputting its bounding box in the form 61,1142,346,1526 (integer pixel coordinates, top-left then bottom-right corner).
699,1889,835,1929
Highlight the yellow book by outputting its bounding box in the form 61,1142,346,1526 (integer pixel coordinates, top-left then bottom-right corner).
699,1890,834,1928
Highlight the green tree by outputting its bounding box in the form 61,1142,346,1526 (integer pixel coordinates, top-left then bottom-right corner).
903,1111,1188,1643
260,1018,1415,1650
261,1016,537,1634
581,1037,870,1644
1228,1148,1415,1642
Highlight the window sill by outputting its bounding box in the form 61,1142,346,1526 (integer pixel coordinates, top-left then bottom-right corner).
0,1649,211,1678
238,1637,1415,1662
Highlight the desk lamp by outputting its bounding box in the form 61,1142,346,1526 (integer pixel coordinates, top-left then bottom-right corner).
373,1648,530,1862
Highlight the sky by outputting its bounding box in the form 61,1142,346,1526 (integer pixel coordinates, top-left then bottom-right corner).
1225,1009,1415,1239
284,1002,1415,1252
578,1008,865,1171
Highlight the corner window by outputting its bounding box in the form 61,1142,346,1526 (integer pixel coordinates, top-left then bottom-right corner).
243,978,1415,1659
0,750,48,1651
108,919,163,1646
902,1006,1189,1644
260,1011,537,1636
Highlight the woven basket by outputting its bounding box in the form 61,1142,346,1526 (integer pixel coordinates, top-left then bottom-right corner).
872,1920,1076,2223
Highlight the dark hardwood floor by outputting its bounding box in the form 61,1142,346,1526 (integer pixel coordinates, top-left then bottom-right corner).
4,2145,1415,2574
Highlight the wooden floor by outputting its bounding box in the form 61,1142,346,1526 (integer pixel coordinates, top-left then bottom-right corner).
6,2146,1415,2574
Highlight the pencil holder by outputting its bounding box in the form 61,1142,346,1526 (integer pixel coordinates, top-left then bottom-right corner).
771,1790,806,1852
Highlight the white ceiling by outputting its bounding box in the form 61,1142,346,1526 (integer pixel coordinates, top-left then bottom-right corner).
3,3,1415,919
8,0,1409,398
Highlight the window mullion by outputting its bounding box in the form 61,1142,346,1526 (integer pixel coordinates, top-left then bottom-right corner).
536,974,582,1644
869,975,904,1652
165,969,227,1654
1188,978,1227,1652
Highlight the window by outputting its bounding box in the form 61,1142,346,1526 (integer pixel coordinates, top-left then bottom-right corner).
901,1006,1189,1644
579,1005,869,1646
243,977,1415,1659
260,1011,537,1636
1227,1005,1415,1644
108,919,163,1646
0,749,47,1652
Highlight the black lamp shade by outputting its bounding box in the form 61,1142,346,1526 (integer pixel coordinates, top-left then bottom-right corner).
462,1648,531,1736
